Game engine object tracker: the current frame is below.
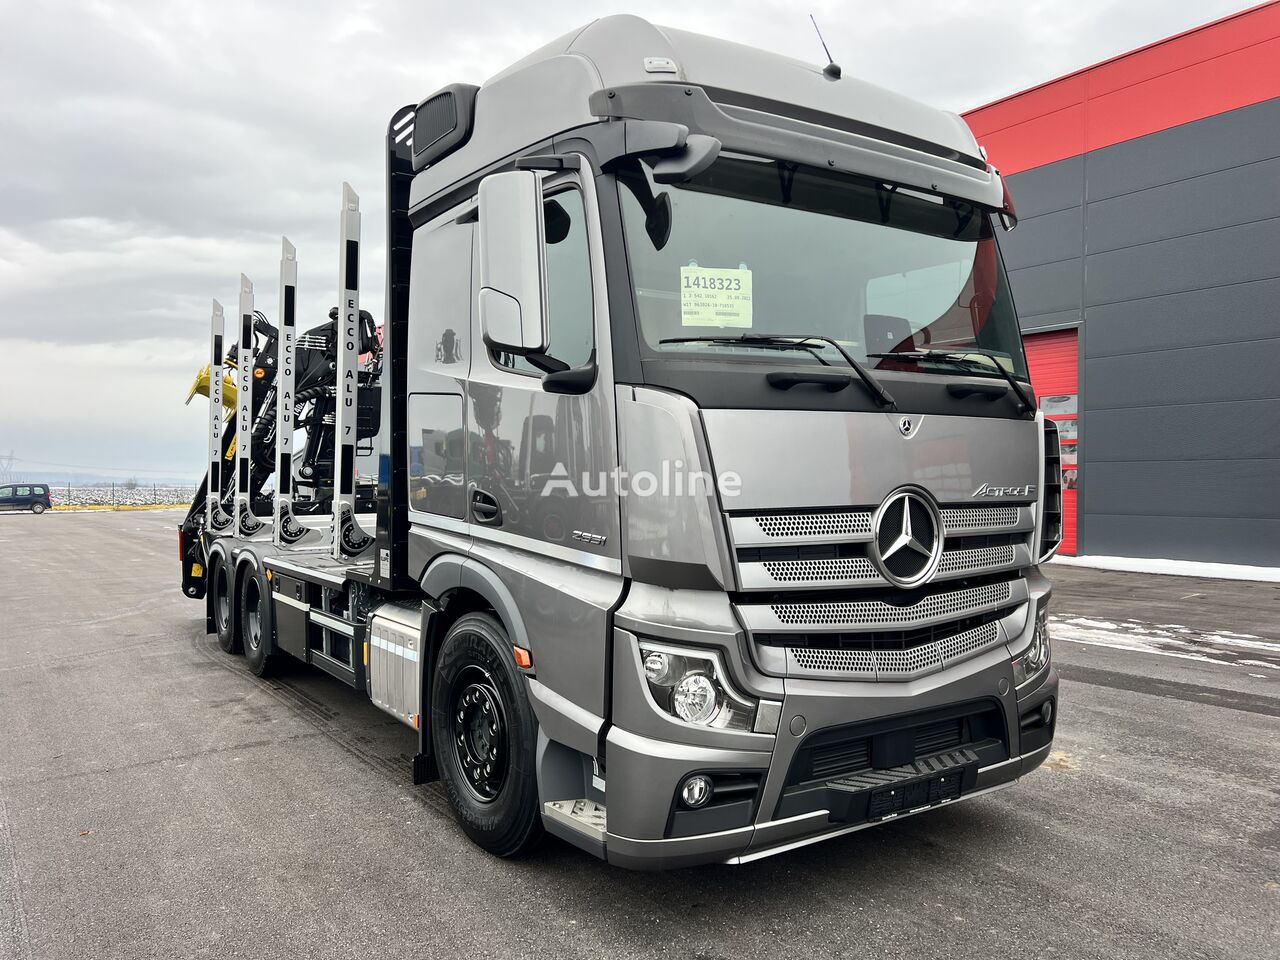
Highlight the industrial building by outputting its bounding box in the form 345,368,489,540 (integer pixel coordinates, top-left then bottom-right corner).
964,1,1280,564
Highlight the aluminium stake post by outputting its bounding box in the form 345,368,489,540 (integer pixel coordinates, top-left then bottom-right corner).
332,183,373,558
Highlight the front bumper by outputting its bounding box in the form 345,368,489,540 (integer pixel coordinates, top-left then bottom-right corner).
594,577,1058,870
603,663,1057,869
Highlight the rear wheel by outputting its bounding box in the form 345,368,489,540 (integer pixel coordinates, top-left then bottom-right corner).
240,568,276,677
31,502,46,514
430,612,542,858
211,555,240,654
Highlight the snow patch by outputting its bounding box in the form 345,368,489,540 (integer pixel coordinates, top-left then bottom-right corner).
1050,554,1280,583
1050,615,1280,674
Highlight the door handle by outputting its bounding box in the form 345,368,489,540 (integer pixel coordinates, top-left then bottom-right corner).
470,488,502,526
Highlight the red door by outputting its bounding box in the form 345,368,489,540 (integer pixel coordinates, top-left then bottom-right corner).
1023,329,1079,555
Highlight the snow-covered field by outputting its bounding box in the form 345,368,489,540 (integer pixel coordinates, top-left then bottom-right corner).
49,484,196,507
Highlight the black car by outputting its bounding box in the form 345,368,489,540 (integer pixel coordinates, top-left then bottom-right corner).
0,483,53,513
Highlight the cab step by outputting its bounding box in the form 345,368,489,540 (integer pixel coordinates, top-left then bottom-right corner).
543,799,607,843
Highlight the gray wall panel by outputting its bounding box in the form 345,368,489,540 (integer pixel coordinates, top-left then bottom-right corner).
1005,154,1084,219
1085,97,1280,202
1084,339,1280,409
1020,308,1081,332
1085,278,1280,358
1083,459,1280,521
1007,258,1081,317
1001,96,1280,565
1000,205,1082,271
1086,157,1280,255
1085,218,1280,306
1081,516,1280,565
1086,399,1280,462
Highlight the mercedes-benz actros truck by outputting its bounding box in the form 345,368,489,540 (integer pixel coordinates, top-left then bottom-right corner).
178,15,1061,869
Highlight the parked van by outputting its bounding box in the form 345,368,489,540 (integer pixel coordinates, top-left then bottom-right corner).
0,484,53,513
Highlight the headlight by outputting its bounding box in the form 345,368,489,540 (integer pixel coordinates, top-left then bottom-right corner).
638,641,758,731
1014,601,1052,685
673,673,720,724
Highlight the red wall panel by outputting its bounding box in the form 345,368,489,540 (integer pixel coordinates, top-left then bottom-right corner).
964,2,1280,175
1024,329,1080,555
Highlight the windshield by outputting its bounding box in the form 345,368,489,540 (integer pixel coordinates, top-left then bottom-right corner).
617,156,1028,380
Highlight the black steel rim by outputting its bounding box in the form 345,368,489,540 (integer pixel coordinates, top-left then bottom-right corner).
215,565,231,631
451,664,508,804
244,578,262,651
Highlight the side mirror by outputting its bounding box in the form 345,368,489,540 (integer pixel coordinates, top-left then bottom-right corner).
997,176,1018,231
478,170,549,355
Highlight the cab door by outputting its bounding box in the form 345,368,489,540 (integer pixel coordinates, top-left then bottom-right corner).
465,164,623,727
465,168,620,570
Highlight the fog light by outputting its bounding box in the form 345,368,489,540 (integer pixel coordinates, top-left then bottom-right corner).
681,774,713,809
673,673,720,725
1041,700,1053,726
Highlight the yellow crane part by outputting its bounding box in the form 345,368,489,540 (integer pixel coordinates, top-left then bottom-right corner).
185,362,238,409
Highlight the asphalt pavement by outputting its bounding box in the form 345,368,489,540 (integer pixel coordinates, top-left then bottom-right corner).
1,510,1276,960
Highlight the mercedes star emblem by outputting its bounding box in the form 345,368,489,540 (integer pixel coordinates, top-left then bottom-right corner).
870,488,944,587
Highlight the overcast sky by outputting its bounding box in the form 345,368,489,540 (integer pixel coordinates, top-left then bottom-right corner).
0,0,1254,480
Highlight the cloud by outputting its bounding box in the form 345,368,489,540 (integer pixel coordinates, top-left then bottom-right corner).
0,0,1253,475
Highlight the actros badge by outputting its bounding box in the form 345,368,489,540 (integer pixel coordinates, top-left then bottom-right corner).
973,483,1037,497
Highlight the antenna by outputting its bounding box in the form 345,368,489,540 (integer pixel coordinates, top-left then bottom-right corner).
810,14,842,80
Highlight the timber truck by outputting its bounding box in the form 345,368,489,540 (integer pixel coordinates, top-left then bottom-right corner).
178,15,1061,869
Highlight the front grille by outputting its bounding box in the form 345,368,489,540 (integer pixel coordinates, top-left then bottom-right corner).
768,580,1013,627
733,498,1032,683
937,543,1015,575
940,505,1019,531
737,535,1023,590
788,620,1002,679
731,502,1032,594
763,556,879,583
730,501,1028,550
754,510,871,539
755,608,1005,650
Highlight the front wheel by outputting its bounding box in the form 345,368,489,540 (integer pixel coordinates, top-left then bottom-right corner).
430,612,543,858
31,502,46,514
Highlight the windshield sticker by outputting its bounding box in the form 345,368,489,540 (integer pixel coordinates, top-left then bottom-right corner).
680,264,753,328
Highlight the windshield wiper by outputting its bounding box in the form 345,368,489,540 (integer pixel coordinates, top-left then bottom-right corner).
662,334,895,408
867,348,1034,415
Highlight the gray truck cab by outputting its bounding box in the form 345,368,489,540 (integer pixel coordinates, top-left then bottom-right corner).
185,14,1060,870
398,16,1059,867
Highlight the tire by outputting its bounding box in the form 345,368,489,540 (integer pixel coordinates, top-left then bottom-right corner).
211,554,241,654
239,567,276,677
31,502,46,514
430,612,543,858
